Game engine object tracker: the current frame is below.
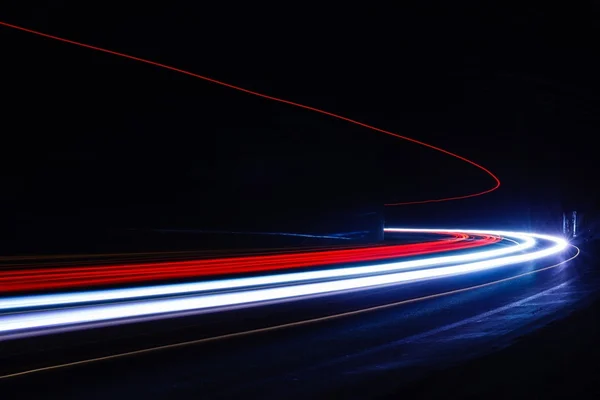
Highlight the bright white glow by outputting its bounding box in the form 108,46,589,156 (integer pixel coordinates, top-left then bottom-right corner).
0,230,533,310
0,230,569,337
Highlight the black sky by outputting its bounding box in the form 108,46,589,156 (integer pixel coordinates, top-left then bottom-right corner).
1,2,599,235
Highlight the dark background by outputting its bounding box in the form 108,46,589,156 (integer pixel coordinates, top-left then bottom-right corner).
1,2,599,250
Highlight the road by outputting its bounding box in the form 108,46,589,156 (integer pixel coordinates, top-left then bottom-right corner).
0,228,591,399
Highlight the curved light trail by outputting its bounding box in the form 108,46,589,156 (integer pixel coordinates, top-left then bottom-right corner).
0,229,571,340
0,232,495,293
0,21,500,205
0,231,500,310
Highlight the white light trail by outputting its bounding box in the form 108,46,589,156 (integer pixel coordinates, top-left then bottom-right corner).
0,229,532,310
0,229,569,338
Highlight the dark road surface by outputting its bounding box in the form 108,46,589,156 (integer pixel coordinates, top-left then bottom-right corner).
1,245,597,399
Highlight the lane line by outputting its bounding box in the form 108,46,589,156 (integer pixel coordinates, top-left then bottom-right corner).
395,279,574,344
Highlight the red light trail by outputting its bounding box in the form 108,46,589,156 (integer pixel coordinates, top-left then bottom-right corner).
0,233,499,293
0,21,500,206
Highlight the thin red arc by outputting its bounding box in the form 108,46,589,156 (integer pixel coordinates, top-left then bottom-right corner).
0,21,501,206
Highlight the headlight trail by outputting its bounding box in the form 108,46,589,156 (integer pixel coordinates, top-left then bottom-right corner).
0,20,500,205
0,229,571,339
0,230,507,310
0,232,496,294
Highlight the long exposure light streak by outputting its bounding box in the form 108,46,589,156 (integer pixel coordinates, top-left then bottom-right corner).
0,21,500,205
0,229,569,339
0,230,519,310
0,232,496,294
